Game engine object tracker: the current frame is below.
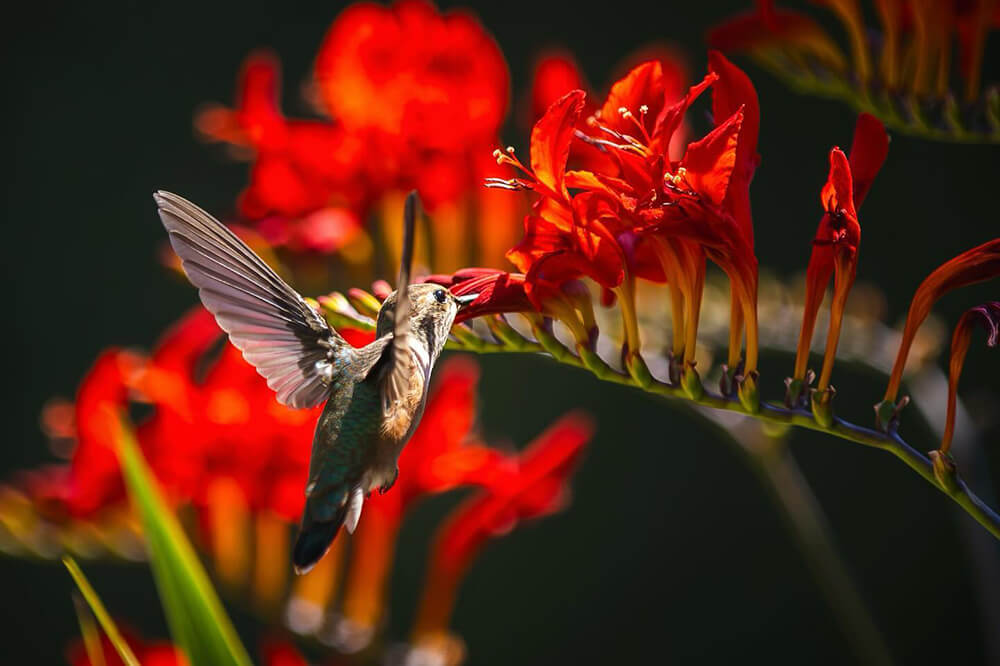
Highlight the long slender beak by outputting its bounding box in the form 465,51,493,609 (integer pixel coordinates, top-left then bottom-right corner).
454,293,479,307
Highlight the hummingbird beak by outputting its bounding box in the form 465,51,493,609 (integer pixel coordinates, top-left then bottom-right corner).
454,293,479,308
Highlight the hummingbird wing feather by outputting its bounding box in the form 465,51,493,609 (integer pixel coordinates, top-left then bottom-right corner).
382,191,419,423
154,190,345,409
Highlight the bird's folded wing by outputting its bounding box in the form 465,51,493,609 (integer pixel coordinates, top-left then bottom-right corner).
381,191,418,419
155,190,345,408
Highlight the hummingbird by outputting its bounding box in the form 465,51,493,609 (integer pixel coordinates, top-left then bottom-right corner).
154,190,477,574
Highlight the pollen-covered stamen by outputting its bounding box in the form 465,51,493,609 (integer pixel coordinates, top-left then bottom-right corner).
585,115,649,156
662,167,697,197
483,177,531,191
618,104,653,145
492,146,533,176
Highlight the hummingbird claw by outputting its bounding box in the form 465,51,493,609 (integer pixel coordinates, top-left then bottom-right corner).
379,467,399,494
344,487,364,534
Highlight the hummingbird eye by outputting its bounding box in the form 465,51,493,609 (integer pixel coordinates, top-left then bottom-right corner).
433,289,448,304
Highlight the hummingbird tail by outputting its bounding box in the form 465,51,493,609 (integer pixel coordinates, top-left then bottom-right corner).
292,504,348,575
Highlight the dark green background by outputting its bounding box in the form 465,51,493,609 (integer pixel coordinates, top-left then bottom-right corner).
3,1,999,663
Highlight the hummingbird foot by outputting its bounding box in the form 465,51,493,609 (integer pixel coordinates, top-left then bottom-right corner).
379,467,399,494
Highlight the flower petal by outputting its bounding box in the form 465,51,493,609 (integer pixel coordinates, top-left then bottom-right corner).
680,108,744,209
847,113,888,210
708,50,760,244
530,90,587,199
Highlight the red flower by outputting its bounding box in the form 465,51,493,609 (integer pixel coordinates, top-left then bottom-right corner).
494,56,762,377
422,268,534,322
792,113,888,404
940,302,1000,455
198,3,521,267
411,413,592,641
882,238,1000,409
529,51,588,124
314,0,509,152
197,53,368,222
67,627,186,666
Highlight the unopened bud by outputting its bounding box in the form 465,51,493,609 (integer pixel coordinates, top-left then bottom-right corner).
784,369,814,409
811,386,836,428
874,396,909,432
738,370,760,414
929,450,960,493
626,351,653,389
681,361,704,400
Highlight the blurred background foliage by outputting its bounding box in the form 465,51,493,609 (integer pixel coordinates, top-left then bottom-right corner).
2,0,999,663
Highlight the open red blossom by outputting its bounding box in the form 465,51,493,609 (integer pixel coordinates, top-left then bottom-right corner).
494,57,763,370
422,268,534,322
314,0,509,153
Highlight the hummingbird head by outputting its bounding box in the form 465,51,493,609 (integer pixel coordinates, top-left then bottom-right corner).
376,284,478,357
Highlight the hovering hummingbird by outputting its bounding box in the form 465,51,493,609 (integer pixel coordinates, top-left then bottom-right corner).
154,190,477,574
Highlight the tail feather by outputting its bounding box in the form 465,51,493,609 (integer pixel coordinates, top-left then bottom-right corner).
292,502,348,575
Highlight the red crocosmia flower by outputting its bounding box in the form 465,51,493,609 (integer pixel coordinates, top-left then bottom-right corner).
197,53,366,222
25,308,322,529
422,268,534,323
495,58,763,373
67,628,186,666
411,414,592,641
259,639,309,666
882,238,1000,407
940,301,1000,455
792,113,887,401
27,350,142,518
314,0,509,152
530,51,588,124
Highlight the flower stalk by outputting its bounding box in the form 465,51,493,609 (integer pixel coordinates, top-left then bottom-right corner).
316,294,1000,542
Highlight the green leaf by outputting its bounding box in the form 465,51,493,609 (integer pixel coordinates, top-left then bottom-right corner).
110,411,253,666
63,555,140,666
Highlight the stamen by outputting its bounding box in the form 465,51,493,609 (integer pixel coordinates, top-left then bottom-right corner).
491,145,533,178
583,119,649,156
483,177,532,191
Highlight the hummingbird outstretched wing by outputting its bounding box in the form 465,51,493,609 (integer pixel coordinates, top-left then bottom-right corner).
381,191,419,422
154,191,345,409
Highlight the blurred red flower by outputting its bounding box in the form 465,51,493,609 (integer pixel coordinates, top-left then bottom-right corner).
412,413,592,641
198,0,520,268
67,628,186,666
315,0,508,153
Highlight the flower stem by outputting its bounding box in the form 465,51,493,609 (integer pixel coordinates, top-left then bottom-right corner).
319,301,1000,542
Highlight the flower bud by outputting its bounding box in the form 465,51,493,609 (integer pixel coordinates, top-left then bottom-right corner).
929,450,960,494
784,369,814,409
811,385,836,428
626,352,653,389
682,361,704,400
873,396,909,432
738,370,760,414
